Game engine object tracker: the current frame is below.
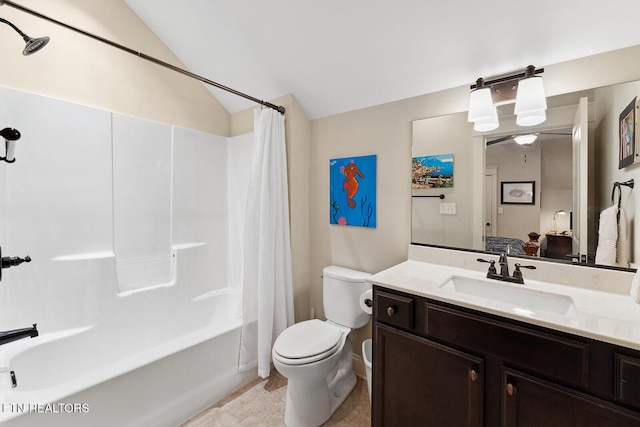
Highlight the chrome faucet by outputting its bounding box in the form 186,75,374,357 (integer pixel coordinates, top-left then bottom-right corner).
0,324,38,346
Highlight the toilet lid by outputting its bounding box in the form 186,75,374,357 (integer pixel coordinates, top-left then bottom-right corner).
273,319,342,359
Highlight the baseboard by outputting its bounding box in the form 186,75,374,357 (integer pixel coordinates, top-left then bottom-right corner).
352,353,366,380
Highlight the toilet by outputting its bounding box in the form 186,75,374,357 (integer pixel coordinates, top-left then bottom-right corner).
272,265,371,427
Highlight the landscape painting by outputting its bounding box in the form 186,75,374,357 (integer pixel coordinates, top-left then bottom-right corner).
412,154,454,189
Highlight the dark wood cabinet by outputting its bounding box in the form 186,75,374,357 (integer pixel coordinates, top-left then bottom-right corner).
373,323,483,427
545,233,573,259
502,368,640,427
372,287,640,426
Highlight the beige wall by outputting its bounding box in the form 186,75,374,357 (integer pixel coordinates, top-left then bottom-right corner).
311,45,640,359
0,0,229,135
487,141,542,240
540,138,573,236
412,113,475,248
594,80,640,265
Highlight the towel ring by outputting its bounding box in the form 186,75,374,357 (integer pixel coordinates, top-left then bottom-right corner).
611,179,634,223
611,179,635,206
611,184,622,209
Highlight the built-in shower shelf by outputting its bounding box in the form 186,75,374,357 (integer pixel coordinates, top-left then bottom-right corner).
52,252,115,261
172,242,207,250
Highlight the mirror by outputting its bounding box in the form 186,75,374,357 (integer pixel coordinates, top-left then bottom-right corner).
412,80,640,269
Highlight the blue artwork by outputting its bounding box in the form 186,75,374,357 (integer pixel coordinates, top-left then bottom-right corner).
329,155,376,228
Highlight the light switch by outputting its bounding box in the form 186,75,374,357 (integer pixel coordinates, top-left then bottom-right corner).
440,203,456,215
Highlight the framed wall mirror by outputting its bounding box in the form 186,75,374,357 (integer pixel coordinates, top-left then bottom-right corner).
412,79,639,270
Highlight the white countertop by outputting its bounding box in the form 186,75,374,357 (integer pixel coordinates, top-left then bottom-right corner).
368,260,640,351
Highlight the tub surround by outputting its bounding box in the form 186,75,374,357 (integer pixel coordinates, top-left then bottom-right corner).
368,244,640,350
0,85,256,425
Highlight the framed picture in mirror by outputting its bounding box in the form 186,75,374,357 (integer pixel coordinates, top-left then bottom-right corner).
501,181,535,205
619,96,637,169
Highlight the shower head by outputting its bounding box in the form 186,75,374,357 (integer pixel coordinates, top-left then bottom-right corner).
22,35,49,55
0,16,50,55
0,128,21,141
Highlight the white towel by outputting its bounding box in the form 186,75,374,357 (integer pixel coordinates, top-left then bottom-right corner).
595,206,618,266
616,207,630,268
631,268,640,304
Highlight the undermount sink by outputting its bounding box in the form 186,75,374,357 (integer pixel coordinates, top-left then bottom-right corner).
438,276,578,318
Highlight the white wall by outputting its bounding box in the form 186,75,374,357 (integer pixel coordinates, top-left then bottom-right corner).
0,85,113,330
112,114,173,293
0,85,231,332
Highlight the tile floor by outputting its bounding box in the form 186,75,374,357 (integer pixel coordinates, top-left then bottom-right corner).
181,371,371,426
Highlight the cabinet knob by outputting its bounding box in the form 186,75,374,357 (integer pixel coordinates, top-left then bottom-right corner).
507,382,516,396
386,306,396,317
469,369,479,382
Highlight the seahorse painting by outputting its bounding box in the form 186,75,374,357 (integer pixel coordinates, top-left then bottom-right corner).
330,155,376,228
342,161,364,208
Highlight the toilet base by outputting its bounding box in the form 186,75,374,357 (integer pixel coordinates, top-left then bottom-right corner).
282,340,356,427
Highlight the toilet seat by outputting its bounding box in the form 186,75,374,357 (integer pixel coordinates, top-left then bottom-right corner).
273,319,343,365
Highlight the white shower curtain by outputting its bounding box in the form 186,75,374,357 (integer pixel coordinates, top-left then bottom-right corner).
238,108,294,378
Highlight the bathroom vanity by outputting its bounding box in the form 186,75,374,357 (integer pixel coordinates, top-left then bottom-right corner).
369,250,640,426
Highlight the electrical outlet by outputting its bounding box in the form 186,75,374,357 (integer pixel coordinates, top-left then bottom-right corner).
439,203,456,215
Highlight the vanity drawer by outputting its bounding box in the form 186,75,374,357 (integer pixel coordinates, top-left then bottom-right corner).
615,354,640,410
425,303,589,388
375,291,414,330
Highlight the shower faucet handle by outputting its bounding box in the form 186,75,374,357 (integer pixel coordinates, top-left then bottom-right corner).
0,245,32,282
2,255,31,268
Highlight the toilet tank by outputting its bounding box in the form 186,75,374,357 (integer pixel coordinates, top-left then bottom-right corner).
323,266,371,329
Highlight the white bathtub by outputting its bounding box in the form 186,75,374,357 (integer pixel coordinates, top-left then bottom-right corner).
0,245,255,426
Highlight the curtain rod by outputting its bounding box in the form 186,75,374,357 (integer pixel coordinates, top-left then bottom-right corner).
0,0,285,114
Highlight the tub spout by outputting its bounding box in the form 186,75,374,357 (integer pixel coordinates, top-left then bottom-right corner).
0,323,38,346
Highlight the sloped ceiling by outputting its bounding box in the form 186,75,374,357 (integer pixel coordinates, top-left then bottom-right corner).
125,0,640,119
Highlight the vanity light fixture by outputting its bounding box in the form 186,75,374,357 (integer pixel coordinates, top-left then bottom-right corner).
468,65,546,132
514,134,537,145
468,78,499,132
514,65,547,126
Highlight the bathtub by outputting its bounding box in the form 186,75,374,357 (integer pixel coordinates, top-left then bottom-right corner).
0,244,255,426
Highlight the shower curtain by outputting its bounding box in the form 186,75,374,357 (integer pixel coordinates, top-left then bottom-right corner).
239,108,294,378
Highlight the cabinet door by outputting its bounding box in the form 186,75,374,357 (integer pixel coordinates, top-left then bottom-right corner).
502,368,640,427
373,323,484,427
